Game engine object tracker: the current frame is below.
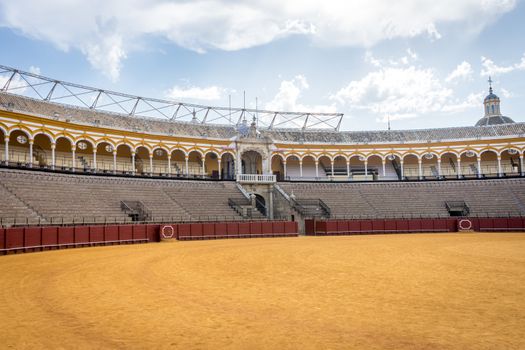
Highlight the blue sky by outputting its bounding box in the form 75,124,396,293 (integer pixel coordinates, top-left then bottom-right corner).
0,0,524,131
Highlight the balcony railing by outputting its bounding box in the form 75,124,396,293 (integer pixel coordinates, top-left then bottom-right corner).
236,174,276,184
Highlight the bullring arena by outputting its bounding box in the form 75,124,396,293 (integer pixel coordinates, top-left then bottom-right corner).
1,66,525,349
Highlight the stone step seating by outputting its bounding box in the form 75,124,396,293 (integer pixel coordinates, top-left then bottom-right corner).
0,169,250,224
0,184,41,225
281,178,525,218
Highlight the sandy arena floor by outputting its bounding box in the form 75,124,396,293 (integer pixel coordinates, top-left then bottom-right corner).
0,233,524,349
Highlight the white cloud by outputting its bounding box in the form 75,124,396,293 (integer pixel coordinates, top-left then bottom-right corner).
265,75,336,113
332,66,453,121
481,54,525,76
0,0,516,80
166,85,225,101
366,49,419,68
446,61,473,83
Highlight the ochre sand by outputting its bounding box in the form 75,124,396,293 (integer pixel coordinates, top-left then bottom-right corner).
0,233,524,349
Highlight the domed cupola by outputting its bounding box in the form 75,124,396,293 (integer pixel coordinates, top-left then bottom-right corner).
475,77,515,126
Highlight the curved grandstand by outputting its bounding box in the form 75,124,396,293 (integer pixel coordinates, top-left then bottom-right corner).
1,66,525,239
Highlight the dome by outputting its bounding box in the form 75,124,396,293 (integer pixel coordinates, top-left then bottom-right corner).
484,93,499,102
475,115,515,127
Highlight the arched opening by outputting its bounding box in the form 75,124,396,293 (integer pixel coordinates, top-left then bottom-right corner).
75,139,94,172
8,129,31,165
116,144,133,173
479,150,498,177
402,154,419,179
55,137,73,169
459,151,479,178
152,148,169,175
318,155,332,179
302,155,317,179
33,133,53,168
205,152,219,178
333,155,348,178
241,150,262,175
254,194,266,216
384,154,402,180
220,152,235,180
285,155,300,179
420,152,439,179
500,149,520,176
171,149,186,176
96,142,115,173
135,146,150,175
440,152,458,178
271,154,285,181
188,150,204,177
349,155,366,180
0,128,5,163
366,155,383,180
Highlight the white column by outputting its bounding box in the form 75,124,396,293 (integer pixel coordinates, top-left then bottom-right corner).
71,147,76,172
299,160,303,177
315,160,319,178
131,152,136,175
149,153,153,176
400,160,404,179
185,156,189,176
93,150,97,172
520,155,524,176
201,158,206,177
218,159,222,179
382,159,386,178
364,160,368,178
51,143,56,170
28,140,34,168
346,159,350,178
4,136,9,163
167,156,171,176
477,156,482,178
437,157,442,178
418,158,423,180
283,161,287,179
457,158,461,178
497,156,502,177
113,151,117,174
330,159,334,177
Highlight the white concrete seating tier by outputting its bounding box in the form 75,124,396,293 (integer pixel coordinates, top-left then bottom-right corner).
280,179,525,218
0,169,250,224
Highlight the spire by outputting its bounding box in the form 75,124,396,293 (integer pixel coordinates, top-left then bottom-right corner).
488,76,493,94
387,115,391,131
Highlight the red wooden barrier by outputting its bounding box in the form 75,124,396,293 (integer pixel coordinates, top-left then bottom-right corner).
119,225,133,241
202,223,215,239
41,227,58,247
238,222,250,238
0,228,4,250
273,221,285,236
25,227,42,248
178,224,191,240
250,222,262,237
315,221,326,235
215,223,227,239
190,223,203,239
90,226,104,243
74,226,90,244
227,223,239,238
285,221,297,235
337,221,348,235
5,228,24,251
58,227,74,245
132,225,147,240
104,226,119,242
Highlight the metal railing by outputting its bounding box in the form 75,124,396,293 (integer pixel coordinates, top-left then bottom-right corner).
236,174,276,183
0,214,290,228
